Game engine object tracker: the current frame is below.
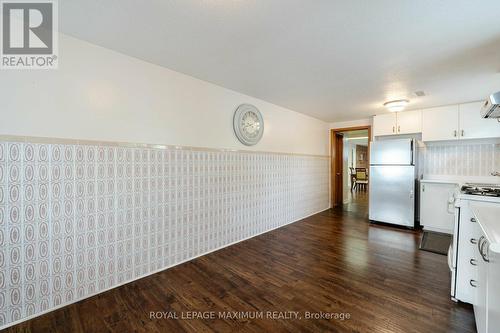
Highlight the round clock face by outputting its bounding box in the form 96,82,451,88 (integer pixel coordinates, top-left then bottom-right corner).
233,104,264,146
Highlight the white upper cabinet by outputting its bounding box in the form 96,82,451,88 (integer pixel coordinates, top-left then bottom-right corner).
422,102,500,142
397,110,422,135
422,105,460,141
373,113,397,136
459,102,500,140
374,102,500,141
373,110,421,136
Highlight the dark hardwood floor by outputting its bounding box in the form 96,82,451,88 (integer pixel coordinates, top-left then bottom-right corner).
343,188,368,218
4,202,475,333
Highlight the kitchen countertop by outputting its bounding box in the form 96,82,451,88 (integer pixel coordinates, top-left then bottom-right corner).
470,202,500,254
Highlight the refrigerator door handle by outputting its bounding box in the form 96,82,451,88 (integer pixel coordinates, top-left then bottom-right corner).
410,140,414,165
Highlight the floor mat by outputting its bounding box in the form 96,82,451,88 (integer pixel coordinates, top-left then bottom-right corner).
419,231,452,255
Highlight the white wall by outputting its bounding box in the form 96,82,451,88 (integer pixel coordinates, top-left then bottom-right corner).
329,119,373,145
329,118,371,130
0,34,328,156
418,140,500,184
0,33,332,329
0,139,330,329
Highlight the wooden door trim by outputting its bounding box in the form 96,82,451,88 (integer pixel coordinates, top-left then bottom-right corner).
330,125,372,208
333,133,344,207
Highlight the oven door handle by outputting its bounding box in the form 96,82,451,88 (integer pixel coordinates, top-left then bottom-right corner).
447,244,453,271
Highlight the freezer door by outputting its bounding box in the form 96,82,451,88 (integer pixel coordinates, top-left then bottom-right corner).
369,165,415,227
370,139,414,165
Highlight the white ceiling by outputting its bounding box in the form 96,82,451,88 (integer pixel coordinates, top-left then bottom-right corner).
60,0,500,122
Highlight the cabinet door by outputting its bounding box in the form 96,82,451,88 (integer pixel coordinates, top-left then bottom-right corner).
487,251,500,333
459,102,500,140
373,113,397,136
419,182,456,234
475,231,488,333
422,105,459,141
397,110,422,134
456,203,480,304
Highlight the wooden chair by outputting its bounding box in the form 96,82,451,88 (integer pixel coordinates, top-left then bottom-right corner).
353,168,368,191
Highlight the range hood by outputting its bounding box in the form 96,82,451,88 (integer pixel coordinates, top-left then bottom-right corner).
480,91,500,118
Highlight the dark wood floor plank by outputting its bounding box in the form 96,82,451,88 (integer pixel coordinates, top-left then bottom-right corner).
3,190,476,333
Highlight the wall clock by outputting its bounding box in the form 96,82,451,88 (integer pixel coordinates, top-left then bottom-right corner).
233,104,264,146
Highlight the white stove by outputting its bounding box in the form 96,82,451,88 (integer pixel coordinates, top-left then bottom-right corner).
457,183,500,204
450,183,500,303
460,183,500,198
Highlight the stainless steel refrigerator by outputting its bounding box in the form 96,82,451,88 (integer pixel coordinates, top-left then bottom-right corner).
369,138,416,228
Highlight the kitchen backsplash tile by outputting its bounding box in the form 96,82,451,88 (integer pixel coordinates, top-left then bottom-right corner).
0,139,330,329
418,142,500,177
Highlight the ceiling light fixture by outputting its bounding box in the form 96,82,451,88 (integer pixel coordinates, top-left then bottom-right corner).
383,99,409,112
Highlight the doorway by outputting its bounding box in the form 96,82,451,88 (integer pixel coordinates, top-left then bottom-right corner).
331,126,371,215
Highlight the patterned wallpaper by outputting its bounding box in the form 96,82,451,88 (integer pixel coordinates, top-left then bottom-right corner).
0,139,330,328
417,142,500,177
